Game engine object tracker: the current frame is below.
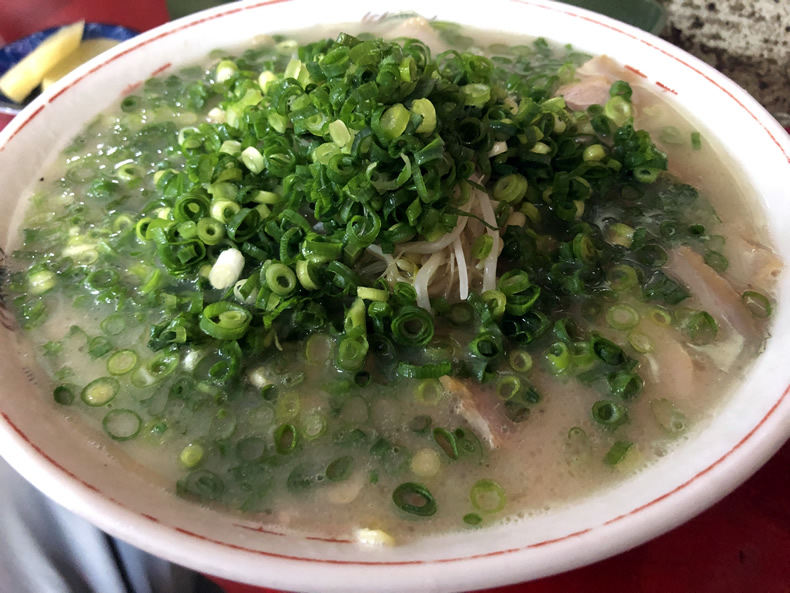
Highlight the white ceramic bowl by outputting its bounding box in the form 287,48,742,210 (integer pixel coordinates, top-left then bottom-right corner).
1,1,790,591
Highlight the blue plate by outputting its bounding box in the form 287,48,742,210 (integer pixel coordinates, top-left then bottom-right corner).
0,22,138,110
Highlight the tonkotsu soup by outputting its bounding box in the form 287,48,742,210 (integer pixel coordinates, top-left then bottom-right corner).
3,16,780,543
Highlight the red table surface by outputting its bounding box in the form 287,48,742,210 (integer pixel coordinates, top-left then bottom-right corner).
2,3,789,592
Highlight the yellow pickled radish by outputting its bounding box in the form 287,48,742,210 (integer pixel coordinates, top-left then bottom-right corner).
0,21,85,102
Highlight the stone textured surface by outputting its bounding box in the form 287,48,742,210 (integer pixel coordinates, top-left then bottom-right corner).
656,0,790,126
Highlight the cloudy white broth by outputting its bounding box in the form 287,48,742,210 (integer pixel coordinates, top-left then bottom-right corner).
4,16,780,542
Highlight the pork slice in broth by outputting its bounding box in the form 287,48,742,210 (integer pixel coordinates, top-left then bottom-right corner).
640,323,698,403
439,375,509,449
667,245,759,340
557,75,610,111
717,222,782,290
557,55,642,111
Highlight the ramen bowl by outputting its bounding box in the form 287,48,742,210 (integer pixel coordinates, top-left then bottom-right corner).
1,1,789,591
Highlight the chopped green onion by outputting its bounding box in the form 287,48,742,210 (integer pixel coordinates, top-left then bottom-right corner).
100,314,126,336
178,443,205,469
27,269,56,294
481,289,506,318
139,268,163,296
570,341,597,368
200,301,251,340
603,440,634,466
116,161,145,183
86,269,119,292
689,224,706,238
591,400,628,428
447,302,474,326
634,167,661,183
607,370,643,399
284,57,307,80
648,307,672,326
411,98,436,134
469,331,504,361
345,298,368,334
583,143,606,162
606,304,640,330
336,335,369,372
226,208,260,242
636,244,668,267
433,427,459,459
545,342,570,375
304,334,332,363
376,103,410,142
241,146,265,174
410,448,441,478
531,141,551,154
103,409,142,441
120,95,141,112
296,260,320,290
627,331,654,353
274,423,298,454
591,336,626,366
253,190,281,204
301,412,327,441
53,384,76,405
651,398,689,434
606,223,635,248
328,119,352,147
142,350,180,381
498,270,531,296
326,455,354,482
469,479,506,513
265,263,297,296
492,174,528,204
391,306,434,346
681,310,718,345
741,290,772,318
219,140,242,155
107,349,138,375
215,59,238,83
312,142,340,164
609,80,633,100
461,83,490,108
81,377,119,407
357,286,389,302
415,378,443,405
508,349,533,373
472,235,494,260
177,470,224,501
392,482,437,517
604,95,632,127
495,374,522,400
88,336,113,359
